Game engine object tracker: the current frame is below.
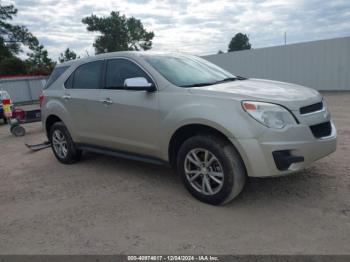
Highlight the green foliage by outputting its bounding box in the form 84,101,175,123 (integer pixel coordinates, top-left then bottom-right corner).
59,48,79,63
0,3,54,75
0,38,12,59
0,4,36,59
0,4,17,20
26,37,55,75
228,33,252,52
0,56,27,75
82,11,154,54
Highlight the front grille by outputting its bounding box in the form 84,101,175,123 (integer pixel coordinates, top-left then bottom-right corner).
300,102,323,114
310,121,332,138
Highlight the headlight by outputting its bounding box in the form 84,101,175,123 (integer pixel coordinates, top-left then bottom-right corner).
242,101,296,129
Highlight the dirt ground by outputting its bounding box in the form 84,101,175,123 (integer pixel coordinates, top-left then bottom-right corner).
0,92,349,255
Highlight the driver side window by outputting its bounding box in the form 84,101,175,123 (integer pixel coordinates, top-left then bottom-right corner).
105,59,153,90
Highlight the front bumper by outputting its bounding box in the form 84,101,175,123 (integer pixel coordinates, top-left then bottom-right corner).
231,122,337,177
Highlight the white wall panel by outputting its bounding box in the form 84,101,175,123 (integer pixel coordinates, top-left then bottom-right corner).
203,37,350,91
0,76,47,103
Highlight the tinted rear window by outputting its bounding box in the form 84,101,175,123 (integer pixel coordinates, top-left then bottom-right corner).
45,66,69,89
72,61,104,89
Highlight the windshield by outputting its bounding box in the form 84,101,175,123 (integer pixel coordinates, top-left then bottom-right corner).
144,54,236,87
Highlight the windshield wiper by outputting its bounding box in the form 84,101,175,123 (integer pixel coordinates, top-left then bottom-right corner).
180,82,216,87
180,76,248,88
213,77,238,84
213,76,249,85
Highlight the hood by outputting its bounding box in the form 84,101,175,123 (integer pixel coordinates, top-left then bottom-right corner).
188,78,322,110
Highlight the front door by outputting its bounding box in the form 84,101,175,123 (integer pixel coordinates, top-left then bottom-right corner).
98,58,160,157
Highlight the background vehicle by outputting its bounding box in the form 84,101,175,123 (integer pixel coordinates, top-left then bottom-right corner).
41,52,337,205
0,90,13,124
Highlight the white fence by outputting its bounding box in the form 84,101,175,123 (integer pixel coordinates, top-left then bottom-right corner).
203,36,350,91
0,76,47,103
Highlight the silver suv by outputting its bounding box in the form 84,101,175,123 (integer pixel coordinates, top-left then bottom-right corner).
41,52,337,205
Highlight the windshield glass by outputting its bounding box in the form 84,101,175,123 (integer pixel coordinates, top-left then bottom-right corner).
144,54,236,87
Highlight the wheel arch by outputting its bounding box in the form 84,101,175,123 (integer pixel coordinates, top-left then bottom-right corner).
168,123,240,169
45,114,63,137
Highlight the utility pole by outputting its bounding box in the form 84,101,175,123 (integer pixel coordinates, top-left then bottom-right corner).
284,32,287,46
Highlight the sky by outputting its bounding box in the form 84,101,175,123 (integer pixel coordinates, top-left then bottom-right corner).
4,0,350,61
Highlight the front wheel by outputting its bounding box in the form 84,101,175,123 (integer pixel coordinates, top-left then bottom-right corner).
177,135,246,205
49,122,81,164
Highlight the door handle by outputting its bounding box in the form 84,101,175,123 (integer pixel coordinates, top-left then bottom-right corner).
100,98,113,105
62,95,71,100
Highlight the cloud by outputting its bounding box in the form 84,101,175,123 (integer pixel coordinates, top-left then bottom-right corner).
5,0,350,61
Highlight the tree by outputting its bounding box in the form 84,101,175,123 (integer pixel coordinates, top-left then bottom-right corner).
0,3,54,75
0,56,26,75
228,33,251,52
217,50,224,54
0,38,12,59
82,11,154,54
59,48,79,63
0,4,36,60
26,37,55,75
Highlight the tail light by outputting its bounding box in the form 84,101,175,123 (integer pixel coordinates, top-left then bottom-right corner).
39,92,44,107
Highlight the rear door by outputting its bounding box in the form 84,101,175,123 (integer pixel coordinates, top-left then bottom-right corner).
97,58,160,156
62,60,105,145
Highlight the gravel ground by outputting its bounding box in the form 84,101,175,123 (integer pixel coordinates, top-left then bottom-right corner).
0,92,349,255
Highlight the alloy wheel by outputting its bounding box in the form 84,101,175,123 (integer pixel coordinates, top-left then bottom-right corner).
52,129,68,159
184,148,224,195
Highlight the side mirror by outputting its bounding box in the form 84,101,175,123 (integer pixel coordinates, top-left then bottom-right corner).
124,77,156,92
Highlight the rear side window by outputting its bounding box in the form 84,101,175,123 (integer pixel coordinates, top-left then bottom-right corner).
72,61,104,89
45,66,69,89
105,59,153,89
65,74,74,89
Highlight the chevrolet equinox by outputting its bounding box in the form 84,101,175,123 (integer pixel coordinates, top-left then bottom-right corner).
41,52,337,205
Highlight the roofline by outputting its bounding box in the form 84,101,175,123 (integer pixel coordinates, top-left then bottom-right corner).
57,51,188,67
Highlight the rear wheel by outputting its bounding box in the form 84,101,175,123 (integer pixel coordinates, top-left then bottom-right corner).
49,122,81,164
177,134,246,205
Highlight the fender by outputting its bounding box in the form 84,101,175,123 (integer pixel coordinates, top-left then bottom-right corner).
158,99,265,161
43,98,78,140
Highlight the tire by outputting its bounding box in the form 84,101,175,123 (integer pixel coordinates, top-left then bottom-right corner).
177,134,246,205
11,125,26,137
49,121,82,164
